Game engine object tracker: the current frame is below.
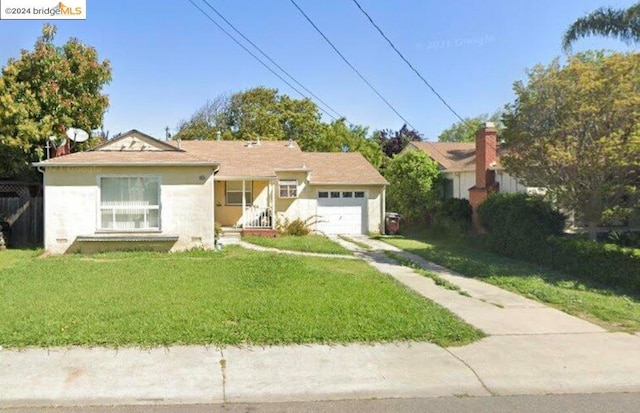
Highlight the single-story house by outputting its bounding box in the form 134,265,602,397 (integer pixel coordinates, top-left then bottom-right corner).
34,130,388,254
402,122,537,200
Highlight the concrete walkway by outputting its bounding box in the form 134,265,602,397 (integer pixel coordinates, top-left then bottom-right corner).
217,235,357,260
338,236,604,336
2,236,640,407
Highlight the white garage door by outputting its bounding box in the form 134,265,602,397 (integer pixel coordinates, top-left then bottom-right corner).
316,191,367,235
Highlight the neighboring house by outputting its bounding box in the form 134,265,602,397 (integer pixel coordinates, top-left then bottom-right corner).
403,123,533,200
34,130,388,254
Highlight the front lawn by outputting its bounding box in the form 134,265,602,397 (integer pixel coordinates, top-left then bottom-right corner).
0,247,483,348
243,234,352,255
382,236,640,332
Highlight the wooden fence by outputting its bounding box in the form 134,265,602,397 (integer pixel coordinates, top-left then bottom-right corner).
0,182,43,247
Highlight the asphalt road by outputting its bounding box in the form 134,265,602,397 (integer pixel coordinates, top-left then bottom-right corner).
4,393,640,413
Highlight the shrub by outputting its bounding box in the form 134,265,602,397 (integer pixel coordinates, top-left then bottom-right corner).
276,216,312,236
545,237,640,295
477,193,565,261
430,198,472,239
214,221,222,240
608,231,640,249
384,151,441,224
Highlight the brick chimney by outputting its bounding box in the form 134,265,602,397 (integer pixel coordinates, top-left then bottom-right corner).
469,122,499,231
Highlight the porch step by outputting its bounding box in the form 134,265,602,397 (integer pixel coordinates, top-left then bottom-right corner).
220,227,242,240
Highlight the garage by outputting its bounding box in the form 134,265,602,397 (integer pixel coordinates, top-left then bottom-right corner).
316,190,367,235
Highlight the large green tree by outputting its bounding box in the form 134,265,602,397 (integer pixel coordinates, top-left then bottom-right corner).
563,2,640,52
175,95,229,141
310,120,383,169
384,151,440,223
437,112,503,143
502,51,640,240
176,87,323,142
176,87,384,168
0,24,112,179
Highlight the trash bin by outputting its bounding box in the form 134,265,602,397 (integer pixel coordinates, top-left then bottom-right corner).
385,213,402,235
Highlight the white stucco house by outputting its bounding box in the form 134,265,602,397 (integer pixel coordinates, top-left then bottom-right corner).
403,131,532,200
34,130,388,254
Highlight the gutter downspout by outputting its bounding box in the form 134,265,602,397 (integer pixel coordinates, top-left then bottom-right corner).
381,186,386,235
241,179,246,229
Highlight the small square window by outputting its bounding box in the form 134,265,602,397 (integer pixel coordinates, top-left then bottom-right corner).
354,191,365,198
342,192,353,198
330,191,341,198
279,180,298,198
318,191,329,198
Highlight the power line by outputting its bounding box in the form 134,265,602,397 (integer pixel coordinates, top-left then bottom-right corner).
350,0,470,129
199,0,345,120
188,0,339,122
289,0,417,130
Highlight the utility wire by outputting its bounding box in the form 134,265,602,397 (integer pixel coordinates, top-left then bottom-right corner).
199,0,345,120
188,0,338,121
350,0,471,129
289,0,416,130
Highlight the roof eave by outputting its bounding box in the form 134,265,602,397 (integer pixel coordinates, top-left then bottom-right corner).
33,161,219,167
309,181,389,186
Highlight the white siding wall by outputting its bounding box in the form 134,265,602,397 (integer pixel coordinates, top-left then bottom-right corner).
496,171,527,194
44,166,215,254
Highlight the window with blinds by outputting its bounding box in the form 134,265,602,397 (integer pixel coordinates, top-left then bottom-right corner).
99,177,160,230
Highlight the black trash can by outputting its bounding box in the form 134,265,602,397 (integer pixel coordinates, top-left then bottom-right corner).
385,213,402,235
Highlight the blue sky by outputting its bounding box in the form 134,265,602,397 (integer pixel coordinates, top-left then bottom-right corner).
0,0,636,141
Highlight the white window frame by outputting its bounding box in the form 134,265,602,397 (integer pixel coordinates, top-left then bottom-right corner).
317,190,368,199
226,181,253,206
97,175,162,232
278,179,298,199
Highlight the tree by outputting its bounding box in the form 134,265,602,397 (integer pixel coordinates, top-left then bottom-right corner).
0,24,112,179
501,51,640,240
373,124,422,158
175,95,229,140
307,119,383,169
384,151,441,223
175,87,384,168
437,112,503,142
563,2,640,52
175,87,323,142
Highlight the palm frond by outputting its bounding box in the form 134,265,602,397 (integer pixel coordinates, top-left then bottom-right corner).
563,3,640,52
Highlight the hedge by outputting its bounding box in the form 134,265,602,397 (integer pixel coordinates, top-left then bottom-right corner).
477,193,640,294
477,193,565,262
429,198,472,239
544,237,640,295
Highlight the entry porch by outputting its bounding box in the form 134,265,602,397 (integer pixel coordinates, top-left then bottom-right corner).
214,178,279,235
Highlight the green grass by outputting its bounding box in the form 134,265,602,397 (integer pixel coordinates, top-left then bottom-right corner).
0,249,42,270
339,235,372,250
243,234,352,255
382,236,640,332
384,251,470,297
0,246,483,348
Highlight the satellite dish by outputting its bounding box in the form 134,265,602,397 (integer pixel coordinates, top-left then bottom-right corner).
66,127,90,143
